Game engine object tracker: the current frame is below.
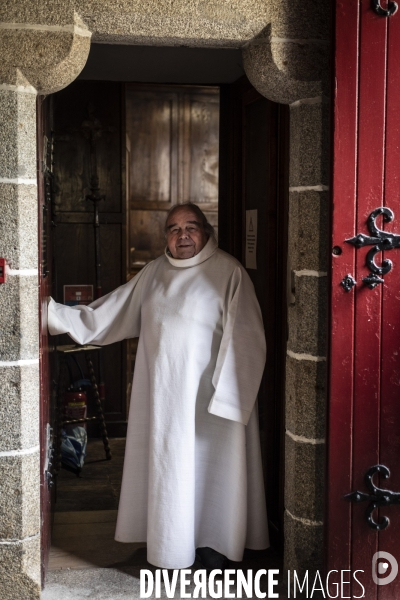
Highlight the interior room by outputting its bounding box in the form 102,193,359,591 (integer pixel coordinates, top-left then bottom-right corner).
39,42,289,592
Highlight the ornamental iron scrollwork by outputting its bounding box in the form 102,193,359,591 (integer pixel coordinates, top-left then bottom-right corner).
373,0,398,16
345,465,400,531
345,207,400,289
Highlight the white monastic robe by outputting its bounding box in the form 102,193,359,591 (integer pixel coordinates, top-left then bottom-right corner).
48,237,269,569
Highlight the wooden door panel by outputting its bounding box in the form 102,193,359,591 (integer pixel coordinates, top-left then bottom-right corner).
326,0,359,577
329,2,400,596
186,94,219,204
55,223,122,297
54,81,122,214
126,91,178,204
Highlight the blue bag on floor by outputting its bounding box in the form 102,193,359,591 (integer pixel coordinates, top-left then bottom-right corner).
61,426,87,473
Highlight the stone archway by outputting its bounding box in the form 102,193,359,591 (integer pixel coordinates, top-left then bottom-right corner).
0,2,330,597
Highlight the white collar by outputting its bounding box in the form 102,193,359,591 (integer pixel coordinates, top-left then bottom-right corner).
165,236,218,268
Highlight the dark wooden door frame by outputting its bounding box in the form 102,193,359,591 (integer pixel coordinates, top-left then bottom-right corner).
219,77,289,550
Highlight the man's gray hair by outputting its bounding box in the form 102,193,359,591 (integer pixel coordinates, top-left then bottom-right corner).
164,202,216,240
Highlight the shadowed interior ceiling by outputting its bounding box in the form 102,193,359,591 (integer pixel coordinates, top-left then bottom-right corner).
78,43,244,84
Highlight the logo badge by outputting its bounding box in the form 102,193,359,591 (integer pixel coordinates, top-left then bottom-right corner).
372,552,398,586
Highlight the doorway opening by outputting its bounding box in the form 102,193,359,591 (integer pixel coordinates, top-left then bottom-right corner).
39,43,289,593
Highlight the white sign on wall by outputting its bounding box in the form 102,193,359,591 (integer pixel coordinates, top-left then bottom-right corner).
245,209,258,270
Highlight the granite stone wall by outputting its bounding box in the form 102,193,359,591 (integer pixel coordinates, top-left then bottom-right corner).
0,79,42,600
0,1,330,596
242,0,331,578
0,3,90,598
283,97,329,577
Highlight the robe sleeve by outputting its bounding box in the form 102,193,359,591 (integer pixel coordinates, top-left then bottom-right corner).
47,265,149,346
208,266,266,426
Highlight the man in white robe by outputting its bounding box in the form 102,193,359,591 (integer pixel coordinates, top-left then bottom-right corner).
48,203,269,570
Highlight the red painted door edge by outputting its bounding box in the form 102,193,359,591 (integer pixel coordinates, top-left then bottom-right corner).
325,0,359,582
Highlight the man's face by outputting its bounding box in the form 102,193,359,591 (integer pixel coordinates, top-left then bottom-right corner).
166,207,208,259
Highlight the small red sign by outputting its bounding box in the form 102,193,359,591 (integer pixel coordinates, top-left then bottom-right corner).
0,258,6,284
63,285,93,306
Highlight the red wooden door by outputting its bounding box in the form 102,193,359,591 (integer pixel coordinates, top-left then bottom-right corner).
328,1,400,597
37,95,56,585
